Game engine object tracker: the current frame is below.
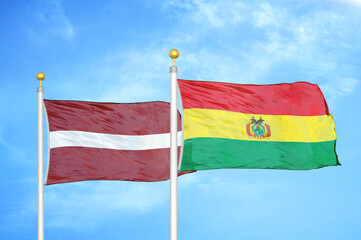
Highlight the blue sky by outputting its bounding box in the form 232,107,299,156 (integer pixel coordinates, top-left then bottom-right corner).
1,0,361,239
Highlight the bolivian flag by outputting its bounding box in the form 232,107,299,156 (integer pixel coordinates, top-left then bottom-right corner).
178,79,339,171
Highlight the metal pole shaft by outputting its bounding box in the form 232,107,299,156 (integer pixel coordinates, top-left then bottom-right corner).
170,65,178,240
37,86,44,240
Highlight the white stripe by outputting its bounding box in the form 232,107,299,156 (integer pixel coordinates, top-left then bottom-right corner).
50,130,183,150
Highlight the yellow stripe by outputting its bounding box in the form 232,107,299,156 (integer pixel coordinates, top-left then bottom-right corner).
183,109,336,142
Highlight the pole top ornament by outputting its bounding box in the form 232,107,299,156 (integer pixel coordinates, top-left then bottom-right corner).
37,72,45,86
169,49,179,66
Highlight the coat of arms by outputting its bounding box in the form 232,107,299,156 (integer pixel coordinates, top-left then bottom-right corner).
246,116,271,139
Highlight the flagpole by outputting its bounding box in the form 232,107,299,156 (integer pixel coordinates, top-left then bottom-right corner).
169,49,179,240
37,72,45,240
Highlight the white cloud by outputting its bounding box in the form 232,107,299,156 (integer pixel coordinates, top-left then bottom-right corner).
43,181,168,229
92,48,172,103
338,78,358,93
248,3,361,105
29,0,75,43
333,0,361,7
166,1,360,106
320,77,359,108
43,45,175,103
4,179,170,231
63,0,359,107
294,26,316,45
165,0,246,28
253,2,283,28
0,127,26,161
178,170,295,224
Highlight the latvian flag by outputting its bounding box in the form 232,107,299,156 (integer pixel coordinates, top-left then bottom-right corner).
44,100,187,185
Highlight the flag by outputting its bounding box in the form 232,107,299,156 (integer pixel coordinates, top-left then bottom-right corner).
177,79,339,171
44,100,187,185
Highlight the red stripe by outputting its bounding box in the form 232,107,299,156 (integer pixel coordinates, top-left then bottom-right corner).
46,147,191,185
44,100,182,134
178,79,329,116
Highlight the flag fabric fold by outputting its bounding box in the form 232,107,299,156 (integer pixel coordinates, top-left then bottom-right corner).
44,100,187,185
177,79,339,172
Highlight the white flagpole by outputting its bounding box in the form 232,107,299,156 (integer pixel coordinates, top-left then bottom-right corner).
169,49,179,240
37,72,45,240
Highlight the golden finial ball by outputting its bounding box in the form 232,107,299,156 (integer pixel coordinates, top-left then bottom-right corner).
169,49,179,60
36,72,45,81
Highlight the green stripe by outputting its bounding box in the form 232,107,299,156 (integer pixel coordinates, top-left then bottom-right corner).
180,138,339,171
